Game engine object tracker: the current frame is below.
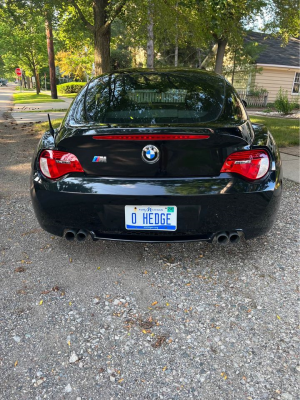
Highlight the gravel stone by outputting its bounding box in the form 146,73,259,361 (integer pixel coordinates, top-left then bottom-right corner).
64,384,72,393
69,352,79,363
282,394,293,400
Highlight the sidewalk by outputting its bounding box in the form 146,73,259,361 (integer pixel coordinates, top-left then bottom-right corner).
279,147,300,183
11,96,72,123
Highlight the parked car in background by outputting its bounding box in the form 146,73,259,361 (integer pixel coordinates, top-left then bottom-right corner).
0,78,8,86
31,69,282,244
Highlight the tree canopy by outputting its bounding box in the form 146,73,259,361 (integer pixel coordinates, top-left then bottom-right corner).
0,0,298,89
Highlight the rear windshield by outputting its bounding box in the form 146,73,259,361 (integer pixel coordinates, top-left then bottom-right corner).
84,72,225,125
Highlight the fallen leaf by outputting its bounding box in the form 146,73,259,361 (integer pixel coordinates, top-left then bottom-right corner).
14,361,18,367
97,267,101,270
118,378,124,383
16,289,27,295
186,283,191,286
39,300,43,305
151,301,158,306
152,335,167,348
69,258,72,262
216,326,220,330
144,270,148,274
52,286,60,291
41,290,50,294
139,320,153,329
277,315,281,320
69,302,72,306
67,340,71,346
162,366,167,371
166,302,170,306
14,267,25,273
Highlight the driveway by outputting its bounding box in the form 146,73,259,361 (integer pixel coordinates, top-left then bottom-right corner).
0,84,299,399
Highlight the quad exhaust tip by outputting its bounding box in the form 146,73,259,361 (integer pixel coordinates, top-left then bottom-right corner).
76,229,88,242
216,231,241,245
64,229,77,241
229,231,240,244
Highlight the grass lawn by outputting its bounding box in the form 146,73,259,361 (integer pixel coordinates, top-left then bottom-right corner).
249,115,299,147
58,93,77,98
35,116,299,148
19,109,67,113
34,119,63,134
13,92,64,104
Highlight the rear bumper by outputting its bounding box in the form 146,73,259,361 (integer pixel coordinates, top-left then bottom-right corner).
30,170,282,242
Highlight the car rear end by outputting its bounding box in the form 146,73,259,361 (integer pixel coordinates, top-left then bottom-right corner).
30,70,282,243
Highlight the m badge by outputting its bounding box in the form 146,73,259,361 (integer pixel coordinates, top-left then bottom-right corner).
92,156,107,163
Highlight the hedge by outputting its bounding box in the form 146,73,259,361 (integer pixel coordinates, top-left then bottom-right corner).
57,82,86,94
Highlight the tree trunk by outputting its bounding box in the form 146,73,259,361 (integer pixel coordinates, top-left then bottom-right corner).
200,43,218,69
174,44,178,67
26,76,31,89
33,69,40,95
231,49,236,85
45,18,58,99
174,1,178,67
93,0,111,75
36,73,41,95
147,0,154,68
94,26,111,74
214,38,227,75
197,48,201,68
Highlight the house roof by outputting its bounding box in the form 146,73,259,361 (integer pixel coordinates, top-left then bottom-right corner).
245,31,300,67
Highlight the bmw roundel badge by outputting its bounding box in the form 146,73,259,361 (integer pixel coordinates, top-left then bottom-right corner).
141,144,160,164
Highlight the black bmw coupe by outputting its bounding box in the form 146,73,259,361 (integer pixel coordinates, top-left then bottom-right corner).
30,69,282,244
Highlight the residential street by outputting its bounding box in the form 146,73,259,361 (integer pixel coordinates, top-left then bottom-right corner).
0,84,299,399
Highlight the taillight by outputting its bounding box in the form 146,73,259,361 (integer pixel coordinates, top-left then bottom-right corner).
221,150,270,180
39,150,84,179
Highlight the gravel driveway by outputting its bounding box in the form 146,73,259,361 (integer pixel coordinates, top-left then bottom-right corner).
0,86,299,400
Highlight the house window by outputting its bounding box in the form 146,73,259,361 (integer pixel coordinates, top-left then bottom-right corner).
292,72,300,94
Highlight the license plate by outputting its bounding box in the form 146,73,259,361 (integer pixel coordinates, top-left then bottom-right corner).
125,205,177,231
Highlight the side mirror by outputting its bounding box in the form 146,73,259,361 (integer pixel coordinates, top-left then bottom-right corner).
242,99,247,108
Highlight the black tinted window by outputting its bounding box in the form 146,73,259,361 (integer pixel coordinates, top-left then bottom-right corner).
221,87,247,122
84,72,225,125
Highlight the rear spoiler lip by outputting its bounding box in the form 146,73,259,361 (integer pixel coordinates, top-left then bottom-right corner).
57,121,253,145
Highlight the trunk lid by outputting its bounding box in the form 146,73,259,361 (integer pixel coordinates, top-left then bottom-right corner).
57,124,253,178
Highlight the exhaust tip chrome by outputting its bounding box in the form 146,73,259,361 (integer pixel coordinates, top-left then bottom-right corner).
216,232,229,245
76,229,88,242
64,229,77,241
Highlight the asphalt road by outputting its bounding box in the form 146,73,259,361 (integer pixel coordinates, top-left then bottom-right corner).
0,85,299,400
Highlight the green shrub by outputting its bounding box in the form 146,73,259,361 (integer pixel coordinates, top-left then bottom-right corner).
274,88,297,114
248,86,268,97
57,82,86,94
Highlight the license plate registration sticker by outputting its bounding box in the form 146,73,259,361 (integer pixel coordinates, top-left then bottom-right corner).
125,206,177,231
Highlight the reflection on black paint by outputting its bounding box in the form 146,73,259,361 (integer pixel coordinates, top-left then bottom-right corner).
84,71,225,124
